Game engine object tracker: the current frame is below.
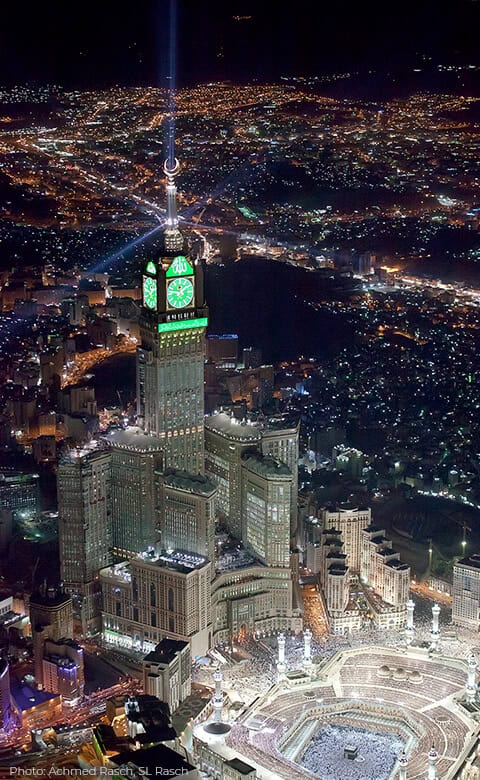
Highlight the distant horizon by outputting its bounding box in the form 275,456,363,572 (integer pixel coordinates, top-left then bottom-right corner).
1,0,479,89
1,62,480,103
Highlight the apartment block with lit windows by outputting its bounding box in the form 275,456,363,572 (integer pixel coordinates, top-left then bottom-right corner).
452,554,480,629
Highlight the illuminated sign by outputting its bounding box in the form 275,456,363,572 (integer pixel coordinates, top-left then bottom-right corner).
145,261,156,275
166,255,194,278
158,317,208,333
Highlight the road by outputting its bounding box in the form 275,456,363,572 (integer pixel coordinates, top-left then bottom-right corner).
301,583,330,640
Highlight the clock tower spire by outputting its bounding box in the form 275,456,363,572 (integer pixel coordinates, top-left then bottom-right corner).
163,156,183,254
137,155,208,474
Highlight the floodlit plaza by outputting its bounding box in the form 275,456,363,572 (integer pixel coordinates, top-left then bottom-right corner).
193,632,480,780
299,724,404,780
222,647,476,780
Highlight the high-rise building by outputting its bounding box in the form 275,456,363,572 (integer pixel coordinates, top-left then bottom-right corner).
142,638,191,712
318,527,359,633
29,586,73,687
207,334,238,366
0,510,12,553
0,469,40,520
452,554,480,629
332,445,365,479
360,524,409,627
242,347,262,370
156,469,217,566
320,504,371,572
205,413,261,538
137,160,208,474
325,540,350,616
205,411,299,543
0,658,14,732
42,639,84,705
261,417,299,533
104,427,163,558
319,528,346,590
211,564,302,645
241,453,291,568
57,441,112,634
101,551,212,659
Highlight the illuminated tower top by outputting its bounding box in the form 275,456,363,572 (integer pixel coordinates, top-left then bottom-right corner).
163,157,184,254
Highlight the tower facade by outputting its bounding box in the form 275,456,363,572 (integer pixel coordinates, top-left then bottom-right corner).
100,551,212,658
156,468,217,565
261,418,299,533
452,554,480,629
42,639,84,704
105,427,163,557
320,504,371,572
241,452,292,568
137,161,208,475
0,658,14,732
29,586,73,687
205,413,261,538
57,441,111,634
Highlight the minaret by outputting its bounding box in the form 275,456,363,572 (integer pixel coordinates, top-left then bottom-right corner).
212,670,224,724
303,628,312,674
405,599,415,645
426,745,438,780
466,652,477,702
277,632,286,679
430,603,440,651
398,751,408,780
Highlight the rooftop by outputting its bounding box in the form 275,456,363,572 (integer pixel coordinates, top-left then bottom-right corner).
224,757,256,775
162,468,217,496
386,560,410,571
0,470,39,483
111,743,194,774
457,554,480,570
324,502,371,513
260,414,299,434
364,523,386,534
371,535,389,546
59,439,110,465
30,587,72,609
328,565,348,576
242,452,292,478
103,426,164,453
143,638,189,665
11,679,59,712
134,549,208,575
205,412,261,442
377,547,396,557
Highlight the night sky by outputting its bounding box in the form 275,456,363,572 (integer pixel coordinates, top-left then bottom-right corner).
1,0,479,87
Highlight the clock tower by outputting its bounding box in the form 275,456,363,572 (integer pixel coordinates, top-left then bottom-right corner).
137,158,208,474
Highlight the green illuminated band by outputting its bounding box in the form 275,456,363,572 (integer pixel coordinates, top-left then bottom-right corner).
158,317,208,333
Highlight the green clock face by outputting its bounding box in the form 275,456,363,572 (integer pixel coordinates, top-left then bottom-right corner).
143,276,157,310
167,277,194,309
